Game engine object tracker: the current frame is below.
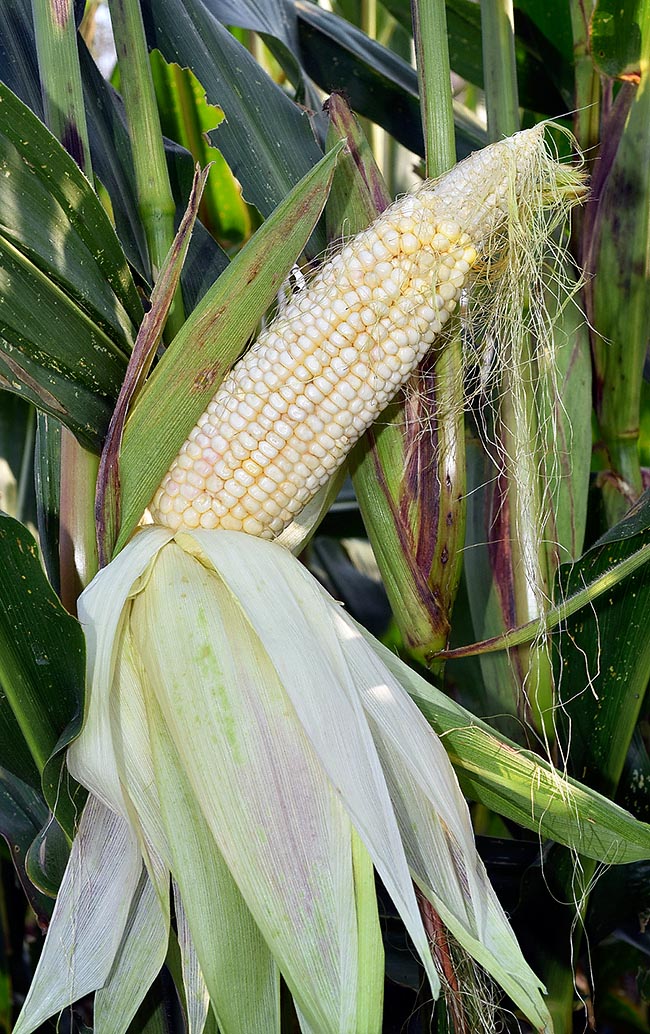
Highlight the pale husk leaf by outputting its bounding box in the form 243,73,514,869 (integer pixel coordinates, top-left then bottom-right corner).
188,529,439,999
14,797,142,1034
132,540,366,1033
69,526,173,816
333,604,552,1032
173,883,210,1034
94,866,170,1034
147,688,281,1034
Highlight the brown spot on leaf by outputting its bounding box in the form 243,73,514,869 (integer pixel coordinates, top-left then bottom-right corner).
193,365,225,392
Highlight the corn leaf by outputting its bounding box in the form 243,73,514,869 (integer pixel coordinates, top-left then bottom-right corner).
33,412,61,593
0,393,35,523
0,80,141,333
0,0,44,118
13,797,143,1034
200,0,301,51
0,247,124,452
295,3,422,156
0,768,52,924
363,629,650,864
97,166,211,566
591,0,649,78
0,82,140,448
150,52,252,246
380,0,571,111
556,491,650,798
0,513,84,835
140,0,324,220
115,142,345,554
24,815,69,898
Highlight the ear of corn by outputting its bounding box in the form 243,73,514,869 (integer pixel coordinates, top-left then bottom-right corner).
150,124,584,540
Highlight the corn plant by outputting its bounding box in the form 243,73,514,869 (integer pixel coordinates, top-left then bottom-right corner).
2,0,650,1032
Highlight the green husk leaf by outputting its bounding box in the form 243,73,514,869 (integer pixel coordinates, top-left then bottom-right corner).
115,142,345,554
363,628,650,864
584,41,650,518
97,165,211,566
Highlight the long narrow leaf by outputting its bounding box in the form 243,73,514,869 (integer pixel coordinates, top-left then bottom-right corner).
115,142,345,553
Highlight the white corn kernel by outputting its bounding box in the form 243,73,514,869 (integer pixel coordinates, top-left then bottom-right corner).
150,124,581,540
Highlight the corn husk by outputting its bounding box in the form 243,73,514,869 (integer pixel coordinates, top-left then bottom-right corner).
15,527,550,1034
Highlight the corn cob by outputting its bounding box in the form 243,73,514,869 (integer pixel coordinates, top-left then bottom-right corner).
150,124,578,539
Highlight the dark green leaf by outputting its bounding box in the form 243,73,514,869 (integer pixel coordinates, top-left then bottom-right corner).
25,817,70,898
0,767,52,924
0,513,84,836
79,39,152,279
0,0,151,279
0,394,31,492
0,81,141,334
514,0,573,65
201,0,301,51
557,491,650,798
620,726,650,824
377,0,569,112
0,393,35,526
126,969,184,1034
0,240,126,451
297,1,425,158
140,0,324,219
588,857,650,942
591,0,647,79
0,679,39,791
0,1,44,119
33,413,61,595
0,82,143,449
150,51,252,246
